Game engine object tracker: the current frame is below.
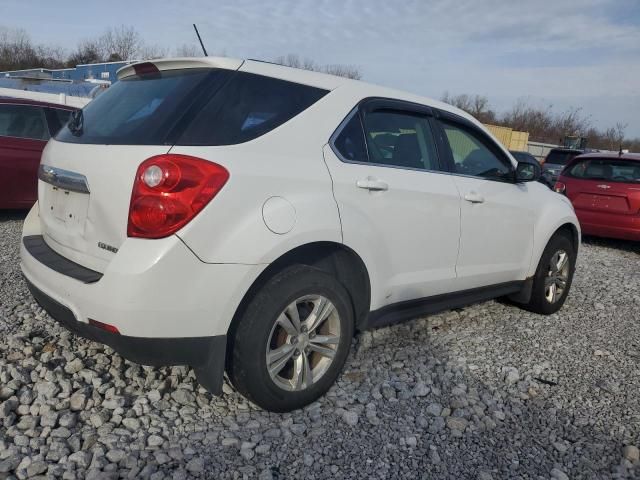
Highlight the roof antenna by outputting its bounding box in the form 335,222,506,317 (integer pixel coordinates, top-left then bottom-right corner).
193,24,208,57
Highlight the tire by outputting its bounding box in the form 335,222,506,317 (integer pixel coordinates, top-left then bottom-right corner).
226,265,354,412
521,231,576,314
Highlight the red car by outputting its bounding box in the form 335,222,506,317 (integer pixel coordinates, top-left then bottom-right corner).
555,153,640,241
0,98,77,209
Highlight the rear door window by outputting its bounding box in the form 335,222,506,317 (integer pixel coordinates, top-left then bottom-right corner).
0,104,49,141
178,72,328,145
568,158,640,183
332,113,368,163
361,109,439,171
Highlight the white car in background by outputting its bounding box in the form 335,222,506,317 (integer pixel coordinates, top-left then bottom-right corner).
20,57,580,412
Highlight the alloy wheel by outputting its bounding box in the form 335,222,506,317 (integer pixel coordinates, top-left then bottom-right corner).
266,294,341,391
545,249,570,303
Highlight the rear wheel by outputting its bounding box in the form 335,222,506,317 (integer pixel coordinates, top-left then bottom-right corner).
227,265,354,412
521,232,576,314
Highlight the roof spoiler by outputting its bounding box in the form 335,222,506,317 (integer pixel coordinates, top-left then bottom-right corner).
116,57,244,80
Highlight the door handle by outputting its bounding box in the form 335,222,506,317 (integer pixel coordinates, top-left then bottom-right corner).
356,178,389,191
464,192,485,204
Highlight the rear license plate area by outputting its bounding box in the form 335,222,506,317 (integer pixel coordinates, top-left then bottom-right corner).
45,186,89,235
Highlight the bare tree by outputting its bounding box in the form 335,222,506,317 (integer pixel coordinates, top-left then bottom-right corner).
324,64,361,80
615,122,627,150
274,53,362,80
441,92,495,123
66,39,103,67
100,25,142,61
603,122,627,151
138,44,169,60
65,25,165,65
0,27,41,71
37,45,67,68
552,107,591,140
175,43,203,58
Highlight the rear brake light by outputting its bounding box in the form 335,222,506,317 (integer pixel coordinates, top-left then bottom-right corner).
554,181,566,194
128,154,229,239
133,62,160,76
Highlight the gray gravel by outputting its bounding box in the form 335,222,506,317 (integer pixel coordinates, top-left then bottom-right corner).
1,210,639,479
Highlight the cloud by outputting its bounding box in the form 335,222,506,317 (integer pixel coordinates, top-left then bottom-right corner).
3,0,639,134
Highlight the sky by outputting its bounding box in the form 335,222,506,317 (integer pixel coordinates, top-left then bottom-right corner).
3,0,640,136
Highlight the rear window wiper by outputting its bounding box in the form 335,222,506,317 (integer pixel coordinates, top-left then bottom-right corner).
68,110,84,136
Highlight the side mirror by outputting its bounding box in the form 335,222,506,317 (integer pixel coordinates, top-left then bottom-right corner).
515,161,541,183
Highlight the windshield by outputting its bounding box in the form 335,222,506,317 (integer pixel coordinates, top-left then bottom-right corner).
568,158,640,183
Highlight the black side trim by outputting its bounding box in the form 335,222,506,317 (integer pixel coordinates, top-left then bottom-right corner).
25,278,226,395
507,277,534,304
23,235,103,284
361,281,524,330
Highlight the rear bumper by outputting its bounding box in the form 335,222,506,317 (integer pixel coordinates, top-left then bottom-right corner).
576,209,640,241
19,203,266,394
25,279,227,394
20,204,263,338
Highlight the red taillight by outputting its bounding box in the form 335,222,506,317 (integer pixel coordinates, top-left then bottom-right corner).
554,181,566,194
89,319,120,334
127,154,229,239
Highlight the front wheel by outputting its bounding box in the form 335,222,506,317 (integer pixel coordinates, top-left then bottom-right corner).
227,265,354,412
521,231,576,315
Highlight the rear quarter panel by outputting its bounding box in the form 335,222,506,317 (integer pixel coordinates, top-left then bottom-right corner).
170,93,350,264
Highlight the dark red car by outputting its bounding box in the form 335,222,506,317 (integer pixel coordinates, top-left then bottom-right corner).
0,98,77,209
555,153,640,241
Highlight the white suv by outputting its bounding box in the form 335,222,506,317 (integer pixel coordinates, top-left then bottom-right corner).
20,57,580,412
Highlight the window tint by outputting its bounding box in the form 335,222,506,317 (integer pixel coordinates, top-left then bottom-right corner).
56,69,222,145
52,109,71,130
333,113,367,162
45,108,73,136
441,122,511,180
568,158,640,183
179,72,328,146
545,150,579,166
361,110,438,170
0,104,49,140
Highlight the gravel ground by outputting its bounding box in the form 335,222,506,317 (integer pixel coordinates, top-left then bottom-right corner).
1,210,639,480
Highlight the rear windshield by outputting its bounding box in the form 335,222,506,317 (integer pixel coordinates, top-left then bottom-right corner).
56,68,328,146
545,150,580,166
567,158,640,183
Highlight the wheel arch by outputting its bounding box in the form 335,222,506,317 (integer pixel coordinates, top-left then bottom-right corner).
226,241,371,355
554,222,580,255
528,198,581,278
